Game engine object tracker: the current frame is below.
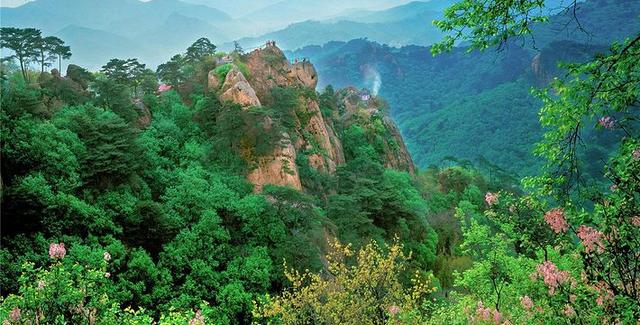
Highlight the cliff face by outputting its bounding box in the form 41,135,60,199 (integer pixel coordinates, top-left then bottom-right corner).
211,44,414,192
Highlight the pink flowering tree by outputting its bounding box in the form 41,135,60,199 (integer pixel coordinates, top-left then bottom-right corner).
0,243,218,323
471,141,640,323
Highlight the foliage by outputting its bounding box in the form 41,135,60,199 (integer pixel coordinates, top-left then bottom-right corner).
100,58,150,95
422,0,640,323
0,27,42,80
431,0,548,53
213,62,250,83
185,37,217,63
253,239,435,324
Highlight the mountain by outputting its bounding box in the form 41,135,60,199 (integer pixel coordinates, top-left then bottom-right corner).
289,0,640,176
1,0,234,69
0,0,231,35
225,1,452,51
239,0,418,24
330,0,454,23
55,25,148,71
179,0,282,18
203,44,415,191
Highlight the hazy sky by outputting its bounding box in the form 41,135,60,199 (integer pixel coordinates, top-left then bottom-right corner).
0,0,31,7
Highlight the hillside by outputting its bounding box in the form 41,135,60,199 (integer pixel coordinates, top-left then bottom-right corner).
1,39,436,321
290,0,640,176
205,44,415,191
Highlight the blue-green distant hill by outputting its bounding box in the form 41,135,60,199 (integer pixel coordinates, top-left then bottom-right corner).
227,1,453,50
289,0,640,176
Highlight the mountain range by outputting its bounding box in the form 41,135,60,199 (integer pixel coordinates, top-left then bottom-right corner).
289,0,640,176
1,0,450,69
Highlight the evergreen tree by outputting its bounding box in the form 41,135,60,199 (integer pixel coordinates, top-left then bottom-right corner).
34,36,64,73
0,27,41,81
185,37,216,63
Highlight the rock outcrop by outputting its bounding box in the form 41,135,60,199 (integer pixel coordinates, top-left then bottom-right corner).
220,67,261,107
218,44,414,192
289,61,318,89
247,132,302,191
296,99,344,173
244,44,318,102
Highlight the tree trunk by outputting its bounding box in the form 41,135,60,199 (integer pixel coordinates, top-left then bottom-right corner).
58,54,62,72
18,55,27,81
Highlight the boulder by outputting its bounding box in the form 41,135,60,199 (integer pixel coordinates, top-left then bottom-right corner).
220,67,261,107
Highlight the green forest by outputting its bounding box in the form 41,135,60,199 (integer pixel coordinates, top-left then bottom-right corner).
291,0,639,178
1,0,639,324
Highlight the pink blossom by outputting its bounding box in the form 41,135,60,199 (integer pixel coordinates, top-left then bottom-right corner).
158,83,172,92
633,148,640,160
475,302,503,324
476,301,492,321
9,307,21,321
49,243,66,260
103,251,111,261
569,294,577,303
563,304,576,317
576,225,605,253
37,280,46,289
485,192,499,206
502,321,512,325
610,184,618,191
104,272,111,278
492,310,502,324
598,116,615,129
188,310,205,325
544,208,568,234
520,295,534,310
535,261,570,295
631,216,640,227
388,305,400,316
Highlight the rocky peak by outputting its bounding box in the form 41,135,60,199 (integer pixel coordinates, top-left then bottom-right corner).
210,44,414,192
244,43,318,102
289,60,318,89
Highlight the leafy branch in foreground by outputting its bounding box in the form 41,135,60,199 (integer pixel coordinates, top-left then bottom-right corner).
529,34,640,196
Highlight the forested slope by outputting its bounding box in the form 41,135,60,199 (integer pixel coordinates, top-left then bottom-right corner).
290,0,640,177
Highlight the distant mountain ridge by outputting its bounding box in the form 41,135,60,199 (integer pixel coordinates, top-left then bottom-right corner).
0,0,451,69
221,1,453,51
289,0,640,175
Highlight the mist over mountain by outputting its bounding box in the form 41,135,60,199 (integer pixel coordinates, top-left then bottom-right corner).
0,0,446,69
223,1,452,50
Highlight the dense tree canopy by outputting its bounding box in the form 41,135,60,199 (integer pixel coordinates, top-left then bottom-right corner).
1,1,638,321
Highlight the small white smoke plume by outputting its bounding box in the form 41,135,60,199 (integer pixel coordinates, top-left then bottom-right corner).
363,65,382,96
